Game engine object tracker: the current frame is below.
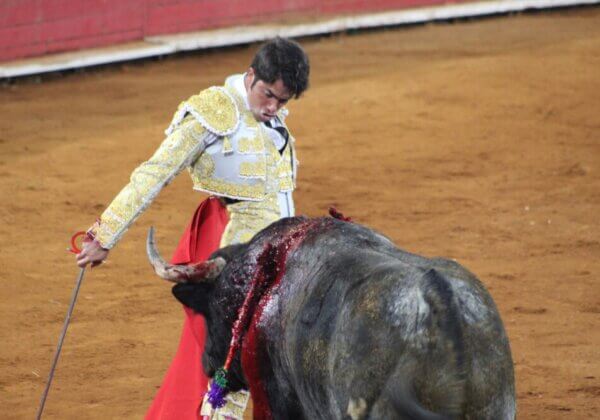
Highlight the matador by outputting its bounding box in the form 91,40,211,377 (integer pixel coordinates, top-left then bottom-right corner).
76,37,310,419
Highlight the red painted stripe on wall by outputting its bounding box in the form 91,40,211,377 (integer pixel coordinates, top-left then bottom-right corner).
0,0,457,62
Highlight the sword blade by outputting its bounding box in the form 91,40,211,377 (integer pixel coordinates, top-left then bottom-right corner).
36,266,87,420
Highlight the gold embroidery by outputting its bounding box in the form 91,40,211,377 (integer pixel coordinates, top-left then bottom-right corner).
200,386,250,419
224,83,247,112
238,136,265,154
189,119,206,139
220,198,281,247
239,160,266,179
222,136,233,154
279,177,294,191
243,113,258,128
187,87,238,135
277,157,293,177
192,152,216,179
194,177,266,200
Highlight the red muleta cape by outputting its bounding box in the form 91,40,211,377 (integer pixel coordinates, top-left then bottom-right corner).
145,197,228,420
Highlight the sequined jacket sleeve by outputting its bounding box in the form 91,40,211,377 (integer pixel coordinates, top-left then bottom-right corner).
89,117,217,249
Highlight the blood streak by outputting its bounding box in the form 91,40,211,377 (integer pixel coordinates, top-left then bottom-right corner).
240,219,324,419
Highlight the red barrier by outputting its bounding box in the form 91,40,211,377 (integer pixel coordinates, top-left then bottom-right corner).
0,0,454,63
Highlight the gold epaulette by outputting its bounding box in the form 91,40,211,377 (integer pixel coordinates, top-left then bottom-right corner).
166,87,239,137
187,87,239,135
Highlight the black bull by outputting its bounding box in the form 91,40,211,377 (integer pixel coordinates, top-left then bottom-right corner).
147,216,516,419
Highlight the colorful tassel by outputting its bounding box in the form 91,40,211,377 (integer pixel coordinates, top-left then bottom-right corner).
207,368,229,409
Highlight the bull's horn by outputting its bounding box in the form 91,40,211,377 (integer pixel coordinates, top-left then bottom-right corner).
146,227,226,283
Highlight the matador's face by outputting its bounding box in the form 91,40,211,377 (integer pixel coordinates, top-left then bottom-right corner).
244,68,292,123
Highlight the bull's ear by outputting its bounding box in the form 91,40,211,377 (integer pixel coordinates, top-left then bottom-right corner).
172,283,209,313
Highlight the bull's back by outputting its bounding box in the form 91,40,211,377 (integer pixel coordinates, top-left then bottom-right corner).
271,220,514,419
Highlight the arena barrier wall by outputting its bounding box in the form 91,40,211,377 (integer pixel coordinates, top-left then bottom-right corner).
1,0,598,77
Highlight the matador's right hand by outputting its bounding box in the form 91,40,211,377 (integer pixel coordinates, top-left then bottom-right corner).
76,237,109,268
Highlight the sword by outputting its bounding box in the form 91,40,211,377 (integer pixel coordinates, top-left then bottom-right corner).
36,232,87,420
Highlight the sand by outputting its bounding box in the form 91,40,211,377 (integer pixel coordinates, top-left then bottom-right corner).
0,6,598,419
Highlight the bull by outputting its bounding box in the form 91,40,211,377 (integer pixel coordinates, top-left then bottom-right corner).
147,215,516,419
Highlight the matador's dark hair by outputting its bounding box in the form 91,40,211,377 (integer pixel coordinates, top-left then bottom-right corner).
250,37,310,99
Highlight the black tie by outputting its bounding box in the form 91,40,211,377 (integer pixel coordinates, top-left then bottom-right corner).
265,120,289,154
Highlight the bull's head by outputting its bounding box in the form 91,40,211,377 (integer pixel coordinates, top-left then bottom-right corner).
146,227,249,390
145,217,312,392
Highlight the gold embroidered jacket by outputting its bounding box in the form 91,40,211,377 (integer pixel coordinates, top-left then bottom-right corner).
90,81,296,249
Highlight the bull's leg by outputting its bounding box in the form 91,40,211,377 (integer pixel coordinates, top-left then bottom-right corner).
461,341,516,420
357,356,458,420
367,383,451,420
328,268,468,420
448,281,516,419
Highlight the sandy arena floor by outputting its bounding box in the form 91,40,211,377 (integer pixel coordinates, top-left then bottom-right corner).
0,7,598,419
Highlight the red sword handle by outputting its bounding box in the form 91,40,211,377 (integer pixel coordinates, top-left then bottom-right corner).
68,231,87,254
